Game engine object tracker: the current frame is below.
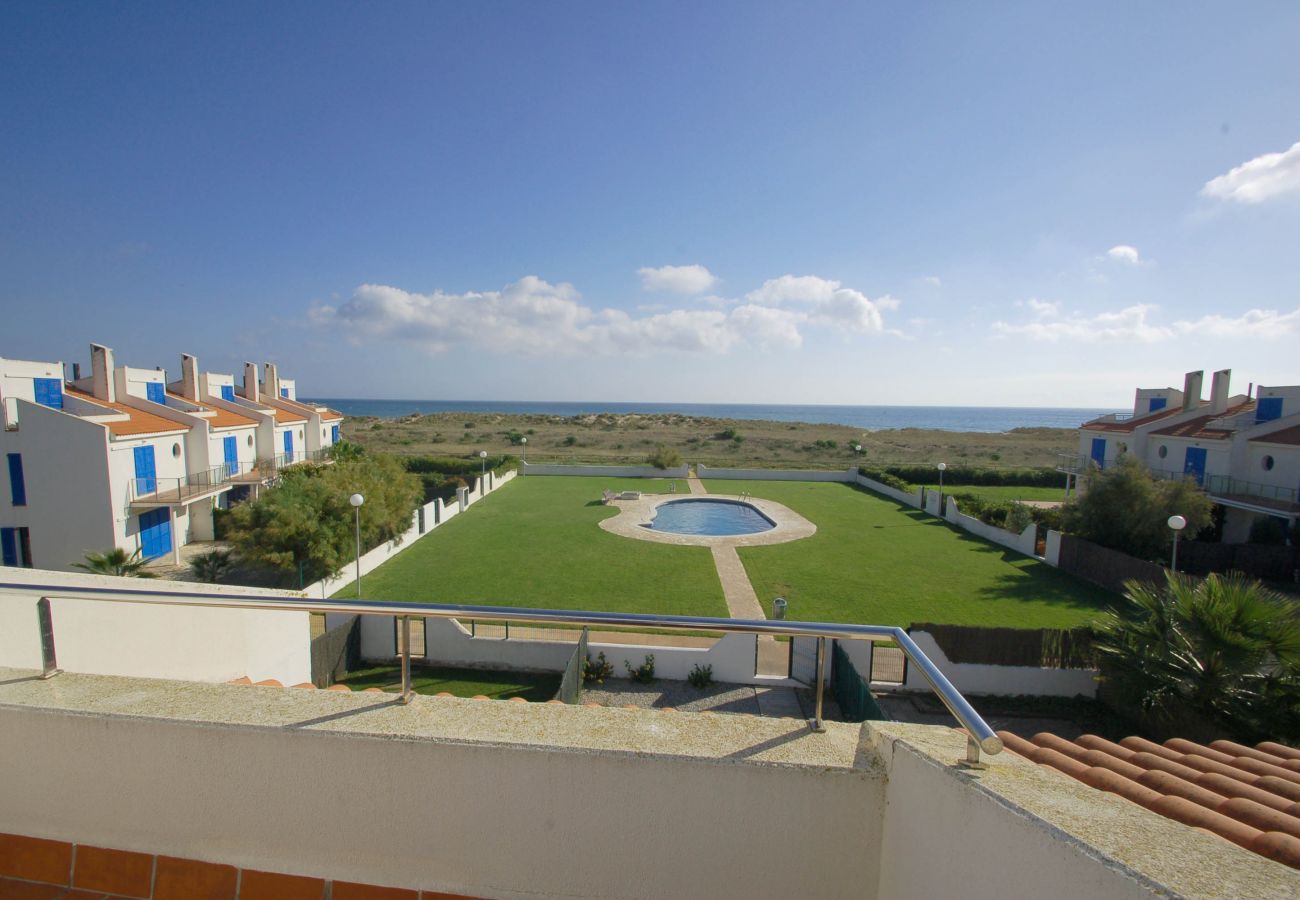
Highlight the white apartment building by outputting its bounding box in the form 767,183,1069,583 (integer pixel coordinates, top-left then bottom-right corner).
1065,368,1300,541
0,344,342,571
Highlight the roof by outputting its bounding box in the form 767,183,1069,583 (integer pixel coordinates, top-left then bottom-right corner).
998,730,1300,869
273,407,306,424
64,387,189,438
164,393,257,429
1252,423,1300,447
1150,402,1255,440
321,408,343,422
1082,406,1187,434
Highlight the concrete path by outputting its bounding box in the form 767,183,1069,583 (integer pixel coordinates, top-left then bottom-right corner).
710,545,765,620
754,686,806,719
686,474,707,494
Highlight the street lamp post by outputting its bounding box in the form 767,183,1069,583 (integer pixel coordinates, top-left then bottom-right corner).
937,462,947,492
479,449,488,476
520,436,527,464
1168,514,1187,571
349,493,365,597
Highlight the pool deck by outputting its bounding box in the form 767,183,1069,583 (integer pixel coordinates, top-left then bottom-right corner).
597,493,816,548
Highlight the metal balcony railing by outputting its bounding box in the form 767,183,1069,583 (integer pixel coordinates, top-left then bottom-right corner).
128,464,233,504
274,448,333,469
16,582,1003,765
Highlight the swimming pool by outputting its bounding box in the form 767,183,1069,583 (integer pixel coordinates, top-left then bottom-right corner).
648,499,776,536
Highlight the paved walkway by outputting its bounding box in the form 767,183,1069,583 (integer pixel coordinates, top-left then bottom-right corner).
686,474,707,494
710,545,766,620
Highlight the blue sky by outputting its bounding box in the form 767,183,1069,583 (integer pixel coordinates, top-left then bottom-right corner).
2,2,1298,407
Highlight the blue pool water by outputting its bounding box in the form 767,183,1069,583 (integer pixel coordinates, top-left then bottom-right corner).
649,499,775,536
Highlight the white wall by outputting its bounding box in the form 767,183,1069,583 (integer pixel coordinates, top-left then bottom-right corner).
522,462,689,478
0,356,64,429
943,498,1039,557
1,400,116,571
900,630,1097,698
697,464,856,482
0,567,310,684
854,474,923,508
923,489,943,517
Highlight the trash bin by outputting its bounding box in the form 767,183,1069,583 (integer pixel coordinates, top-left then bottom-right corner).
773,597,788,620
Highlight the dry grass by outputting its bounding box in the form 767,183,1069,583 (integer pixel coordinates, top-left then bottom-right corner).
343,411,1075,470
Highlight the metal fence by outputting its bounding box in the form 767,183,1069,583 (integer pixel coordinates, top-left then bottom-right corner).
554,627,589,704
831,641,887,723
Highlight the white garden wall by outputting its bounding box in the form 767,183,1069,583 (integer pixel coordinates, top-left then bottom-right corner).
901,630,1097,698
697,464,857,482
943,498,1038,557
854,474,923,508
521,462,689,478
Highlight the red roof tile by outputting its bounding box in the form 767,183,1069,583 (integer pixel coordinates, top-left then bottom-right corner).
1082,406,1189,434
163,392,257,429
1009,730,1300,869
1150,402,1254,439
64,387,189,437
1252,424,1300,446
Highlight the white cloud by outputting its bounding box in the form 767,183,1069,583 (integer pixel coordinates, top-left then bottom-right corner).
637,264,718,295
744,274,892,333
992,304,1172,342
1174,307,1300,339
993,302,1300,343
1201,141,1300,204
311,272,896,357
921,275,942,287
1016,298,1062,318
1106,245,1142,265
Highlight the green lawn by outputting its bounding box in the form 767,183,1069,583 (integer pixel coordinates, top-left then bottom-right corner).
707,479,1112,629
338,663,561,700
333,476,727,616
928,484,1066,503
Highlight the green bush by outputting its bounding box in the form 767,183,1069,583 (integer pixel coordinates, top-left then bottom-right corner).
866,463,1060,488
646,445,682,469
687,663,713,689
1249,516,1290,545
563,435,577,446
860,468,914,492
583,651,614,685
625,654,656,683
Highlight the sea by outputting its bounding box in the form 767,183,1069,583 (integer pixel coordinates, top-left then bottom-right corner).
303,399,1121,434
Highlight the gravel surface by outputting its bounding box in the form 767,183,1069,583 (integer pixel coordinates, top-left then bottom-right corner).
580,679,762,714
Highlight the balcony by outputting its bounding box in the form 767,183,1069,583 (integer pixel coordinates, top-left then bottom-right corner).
275,448,335,469
1081,412,1133,426
128,463,233,507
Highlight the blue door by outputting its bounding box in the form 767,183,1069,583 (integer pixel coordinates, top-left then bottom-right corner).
1090,438,1106,469
220,385,235,401
0,528,16,566
133,446,157,495
331,424,340,444
146,382,166,404
283,429,294,460
1256,397,1283,423
139,508,172,559
33,378,63,409
1184,447,1207,485
222,435,239,477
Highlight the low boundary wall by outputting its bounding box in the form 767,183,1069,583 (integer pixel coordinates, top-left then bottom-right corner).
854,474,923,508
901,629,1098,698
944,497,1038,556
521,462,688,478
697,464,857,482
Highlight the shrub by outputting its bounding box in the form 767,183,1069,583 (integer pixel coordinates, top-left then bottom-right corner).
715,428,739,441
646,445,682,469
191,549,234,583
583,651,613,685
860,468,914,492
625,654,656,683
687,663,713,689
1005,502,1033,534
563,435,577,446
1249,516,1290,545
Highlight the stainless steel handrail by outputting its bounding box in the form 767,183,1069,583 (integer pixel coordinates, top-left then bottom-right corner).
2,579,1003,763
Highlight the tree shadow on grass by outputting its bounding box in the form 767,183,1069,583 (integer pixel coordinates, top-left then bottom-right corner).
968,568,1114,615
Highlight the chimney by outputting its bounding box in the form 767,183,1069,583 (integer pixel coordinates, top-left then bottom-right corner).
90,344,115,403
263,363,280,400
243,362,259,403
1182,370,1203,411
1209,369,1231,414
71,362,81,381
180,354,200,402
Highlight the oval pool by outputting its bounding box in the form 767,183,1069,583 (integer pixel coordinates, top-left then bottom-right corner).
648,499,775,536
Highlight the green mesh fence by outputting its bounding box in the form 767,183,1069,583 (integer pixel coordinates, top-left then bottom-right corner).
831,641,887,722
555,626,589,704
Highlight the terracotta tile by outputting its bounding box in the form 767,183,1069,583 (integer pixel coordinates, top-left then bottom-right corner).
238,869,325,900
152,856,236,900
55,891,111,900
252,679,283,688
0,834,72,885
71,846,153,899
0,876,68,899
420,892,485,899
331,881,419,900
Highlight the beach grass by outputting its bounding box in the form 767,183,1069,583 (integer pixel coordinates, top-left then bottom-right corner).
706,479,1111,629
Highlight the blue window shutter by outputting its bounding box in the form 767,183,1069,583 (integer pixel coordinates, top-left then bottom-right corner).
146,382,165,404
283,430,293,456
220,385,235,401
34,378,64,409
1148,397,1166,413
133,445,156,494
1257,397,1283,423
223,436,238,476
280,387,289,398
7,454,25,506
1,529,16,566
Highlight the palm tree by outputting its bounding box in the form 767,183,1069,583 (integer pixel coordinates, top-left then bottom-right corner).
73,547,157,578
191,548,234,583
1092,571,1300,741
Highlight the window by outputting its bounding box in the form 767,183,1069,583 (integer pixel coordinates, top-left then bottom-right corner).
1256,397,1283,423
172,443,181,458
146,382,165,404
246,434,254,447
220,385,235,401
1158,445,1168,459
1,527,32,567
7,454,25,506
1148,397,1167,413
1262,455,1275,471
33,378,63,410
331,424,340,444
280,387,289,398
